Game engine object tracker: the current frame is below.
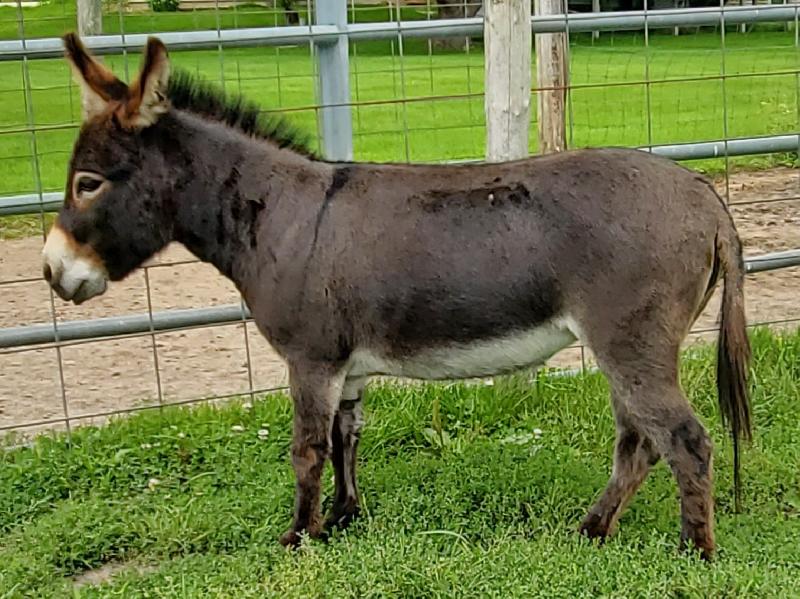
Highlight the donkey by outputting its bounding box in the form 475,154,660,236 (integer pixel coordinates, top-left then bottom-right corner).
43,35,751,559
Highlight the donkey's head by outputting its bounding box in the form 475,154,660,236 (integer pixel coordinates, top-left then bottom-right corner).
43,34,173,304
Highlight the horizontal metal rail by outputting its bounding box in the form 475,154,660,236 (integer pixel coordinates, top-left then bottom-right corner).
745,249,800,274
533,4,800,33
0,304,250,349
641,134,800,161
2,133,799,217
0,192,61,216
1,5,798,62
1,249,797,350
8,315,800,438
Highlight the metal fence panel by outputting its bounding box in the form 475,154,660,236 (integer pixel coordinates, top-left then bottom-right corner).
1,2,798,435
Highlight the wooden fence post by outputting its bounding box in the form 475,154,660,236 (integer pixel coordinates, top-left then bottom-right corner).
77,0,103,37
484,0,532,163
534,0,568,154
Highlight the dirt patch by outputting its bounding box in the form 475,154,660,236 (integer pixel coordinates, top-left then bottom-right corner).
72,561,155,589
0,168,798,433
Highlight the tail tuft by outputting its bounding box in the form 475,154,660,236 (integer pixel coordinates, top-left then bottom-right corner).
715,229,752,513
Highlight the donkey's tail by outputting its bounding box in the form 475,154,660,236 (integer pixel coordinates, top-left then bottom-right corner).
715,215,752,514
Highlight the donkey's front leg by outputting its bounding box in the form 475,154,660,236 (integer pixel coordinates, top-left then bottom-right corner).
279,363,343,548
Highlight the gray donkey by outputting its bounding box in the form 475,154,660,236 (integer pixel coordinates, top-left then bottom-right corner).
43,35,751,560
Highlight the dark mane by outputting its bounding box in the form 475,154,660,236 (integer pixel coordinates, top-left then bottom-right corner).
167,67,317,158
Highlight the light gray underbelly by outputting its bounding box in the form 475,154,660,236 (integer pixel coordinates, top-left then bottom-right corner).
348,317,578,380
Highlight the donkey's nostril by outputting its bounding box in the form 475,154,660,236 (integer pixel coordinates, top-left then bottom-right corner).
43,262,53,283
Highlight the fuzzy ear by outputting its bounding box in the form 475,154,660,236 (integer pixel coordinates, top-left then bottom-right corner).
124,37,171,128
63,33,128,121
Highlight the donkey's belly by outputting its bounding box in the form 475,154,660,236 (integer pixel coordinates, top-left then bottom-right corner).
350,318,577,380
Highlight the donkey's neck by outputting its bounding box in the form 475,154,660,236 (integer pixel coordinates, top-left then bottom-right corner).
161,111,326,290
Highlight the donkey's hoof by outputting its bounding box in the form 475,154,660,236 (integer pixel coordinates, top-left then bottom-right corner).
579,513,611,541
279,529,305,548
324,505,361,533
679,536,715,562
280,522,326,547
698,547,714,562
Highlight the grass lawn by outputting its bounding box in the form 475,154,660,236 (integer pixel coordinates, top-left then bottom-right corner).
0,3,798,240
0,328,798,596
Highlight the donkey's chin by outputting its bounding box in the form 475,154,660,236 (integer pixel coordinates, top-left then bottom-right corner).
51,275,107,305
70,277,108,305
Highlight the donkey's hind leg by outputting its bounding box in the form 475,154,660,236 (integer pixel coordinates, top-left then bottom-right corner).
580,405,660,540
326,376,366,532
593,359,716,560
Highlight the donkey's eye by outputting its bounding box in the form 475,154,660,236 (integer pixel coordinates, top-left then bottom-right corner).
72,171,107,207
77,177,102,194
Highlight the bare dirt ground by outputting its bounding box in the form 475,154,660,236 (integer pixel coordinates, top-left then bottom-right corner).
1,168,798,432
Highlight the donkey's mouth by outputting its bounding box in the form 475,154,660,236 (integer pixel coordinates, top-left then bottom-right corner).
42,226,109,305
70,277,108,305
46,264,108,305
54,277,107,305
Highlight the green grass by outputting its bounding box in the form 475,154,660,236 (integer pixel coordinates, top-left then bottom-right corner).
1,3,799,240
1,328,798,597
0,1,429,40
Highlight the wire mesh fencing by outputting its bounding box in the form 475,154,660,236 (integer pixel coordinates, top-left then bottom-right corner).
0,0,798,439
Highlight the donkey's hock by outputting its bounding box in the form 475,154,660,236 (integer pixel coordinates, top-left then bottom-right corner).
46,34,752,561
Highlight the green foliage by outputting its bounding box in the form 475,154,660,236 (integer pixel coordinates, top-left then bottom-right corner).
148,0,180,13
0,329,798,596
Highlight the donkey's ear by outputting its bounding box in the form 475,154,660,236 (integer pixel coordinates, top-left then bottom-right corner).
63,33,128,121
124,37,170,128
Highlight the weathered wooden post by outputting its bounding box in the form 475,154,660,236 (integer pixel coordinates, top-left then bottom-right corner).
534,0,568,154
484,0,532,162
77,0,103,37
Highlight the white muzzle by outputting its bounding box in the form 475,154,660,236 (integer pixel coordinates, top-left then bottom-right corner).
42,225,108,305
